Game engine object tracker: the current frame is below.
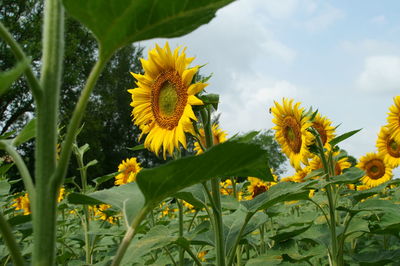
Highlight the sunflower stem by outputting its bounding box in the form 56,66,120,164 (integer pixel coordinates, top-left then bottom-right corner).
315,133,340,266
200,107,225,266
177,199,185,266
0,211,25,266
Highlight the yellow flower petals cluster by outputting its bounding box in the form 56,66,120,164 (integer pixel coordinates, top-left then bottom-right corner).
311,112,335,148
115,157,142,186
129,42,207,159
271,98,314,170
12,193,31,215
92,204,118,224
376,125,400,168
194,124,227,154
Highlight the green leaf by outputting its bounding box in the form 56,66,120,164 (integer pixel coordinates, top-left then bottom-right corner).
12,119,36,146
0,59,29,96
127,143,145,151
122,225,178,264
329,129,362,147
198,93,220,110
241,180,316,213
68,182,145,223
63,0,235,58
271,223,313,243
320,167,364,188
0,163,14,177
174,184,207,209
136,134,271,204
352,250,400,265
93,171,119,187
0,179,10,196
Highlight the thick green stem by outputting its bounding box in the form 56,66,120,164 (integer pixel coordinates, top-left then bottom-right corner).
112,205,151,266
227,213,253,266
0,22,42,99
32,0,64,264
177,199,185,266
0,211,25,266
200,107,225,266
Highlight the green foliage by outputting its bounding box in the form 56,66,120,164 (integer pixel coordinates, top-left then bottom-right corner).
0,59,29,96
62,0,235,58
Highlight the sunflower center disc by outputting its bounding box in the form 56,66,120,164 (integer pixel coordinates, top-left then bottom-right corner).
365,159,385,180
387,138,400,158
283,116,302,153
151,70,188,130
159,82,178,116
313,122,328,145
253,185,267,198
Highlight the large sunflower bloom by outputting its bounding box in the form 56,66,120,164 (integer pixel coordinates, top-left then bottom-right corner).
194,124,227,154
357,153,392,187
115,157,142,186
271,98,314,170
387,96,400,143
129,43,207,159
311,112,335,148
376,126,400,168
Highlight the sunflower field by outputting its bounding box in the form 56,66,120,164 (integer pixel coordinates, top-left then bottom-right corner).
1,0,400,266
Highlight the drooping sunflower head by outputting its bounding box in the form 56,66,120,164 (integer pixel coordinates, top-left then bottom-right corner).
376,125,400,168
357,153,392,187
129,43,207,159
115,157,142,186
387,96,400,143
194,124,228,154
311,112,335,147
271,98,314,170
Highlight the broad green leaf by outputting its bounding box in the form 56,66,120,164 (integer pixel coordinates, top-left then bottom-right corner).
136,135,271,204
246,255,282,266
67,182,145,223
63,0,235,58
318,167,364,189
12,118,36,146
329,129,362,147
122,225,178,264
352,250,400,265
0,179,10,196
0,59,29,96
174,183,207,209
241,180,316,213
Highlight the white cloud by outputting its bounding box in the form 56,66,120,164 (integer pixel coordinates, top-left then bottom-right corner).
357,56,400,92
340,39,398,55
305,5,344,32
219,73,305,135
371,15,387,25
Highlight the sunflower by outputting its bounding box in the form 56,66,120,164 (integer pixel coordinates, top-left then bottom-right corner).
271,98,314,170
115,157,142,186
376,126,400,168
357,153,393,187
246,176,277,199
92,204,118,224
194,124,227,154
129,43,207,159
309,151,351,176
57,187,66,202
220,179,233,195
387,96,400,143
12,193,31,215
311,112,335,147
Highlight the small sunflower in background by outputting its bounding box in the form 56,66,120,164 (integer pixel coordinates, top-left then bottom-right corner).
246,176,277,199
271,98,314,170
129,42,207,159
311,112,335,148
115,157,142,186
12,193,31,215
92,204,118,224
387,96,400,143
357,153,392,187
309,151,351,176
376,125,400,168
220,179,233,195
194,124,227,154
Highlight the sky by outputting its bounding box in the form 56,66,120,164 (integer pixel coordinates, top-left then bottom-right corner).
140,0,400,172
